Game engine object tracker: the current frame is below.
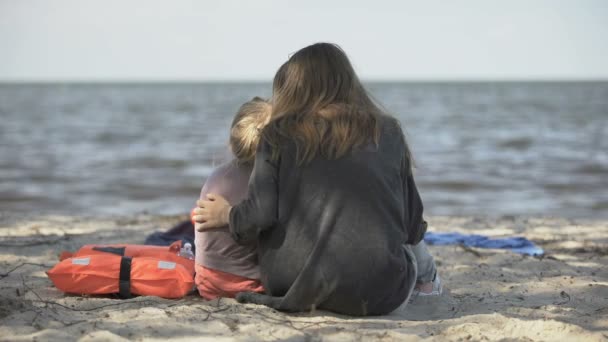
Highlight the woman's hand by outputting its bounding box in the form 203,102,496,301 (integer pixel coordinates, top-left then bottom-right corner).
193,194,232,232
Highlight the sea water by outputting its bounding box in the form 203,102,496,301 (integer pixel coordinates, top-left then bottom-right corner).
0,82,606,218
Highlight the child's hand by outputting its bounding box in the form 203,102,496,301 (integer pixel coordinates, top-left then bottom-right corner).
193,194,232,232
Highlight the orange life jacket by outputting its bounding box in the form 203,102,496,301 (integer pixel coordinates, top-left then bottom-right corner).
49,241,195,299
47,254,194,298
59,240,194,274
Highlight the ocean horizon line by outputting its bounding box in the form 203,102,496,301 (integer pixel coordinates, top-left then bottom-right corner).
1,78,608,85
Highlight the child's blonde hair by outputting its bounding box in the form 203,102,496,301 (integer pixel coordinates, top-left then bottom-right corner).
230,97,272,164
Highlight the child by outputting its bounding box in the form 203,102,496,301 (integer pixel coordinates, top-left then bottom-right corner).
195,43,440,315
193,97,271,300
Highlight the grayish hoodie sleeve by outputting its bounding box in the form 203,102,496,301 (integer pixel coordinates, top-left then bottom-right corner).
401,141,427,245
229,140,279,244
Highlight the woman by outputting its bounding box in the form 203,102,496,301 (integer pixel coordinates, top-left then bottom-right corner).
195,43,432,315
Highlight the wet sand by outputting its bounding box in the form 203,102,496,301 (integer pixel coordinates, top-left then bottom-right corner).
0,214,606,341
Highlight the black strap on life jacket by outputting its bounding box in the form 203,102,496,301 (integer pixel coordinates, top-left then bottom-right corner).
119,256,132,298
92,246,126,256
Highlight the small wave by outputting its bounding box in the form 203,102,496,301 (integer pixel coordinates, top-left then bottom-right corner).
542,182,582,192
174,103,198,113
94,131,137,143
575,162,608,175
592,201,608,211
498,137,533,150
0,193,49,202
119,157,188,169
419,180,498,191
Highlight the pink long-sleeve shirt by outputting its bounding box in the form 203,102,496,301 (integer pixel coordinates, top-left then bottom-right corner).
194,160,260,279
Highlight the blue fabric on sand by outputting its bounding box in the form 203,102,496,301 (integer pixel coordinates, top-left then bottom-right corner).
144,220,195,252
424,232,544,256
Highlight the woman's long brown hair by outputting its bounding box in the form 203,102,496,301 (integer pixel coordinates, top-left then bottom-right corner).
264,43,392,165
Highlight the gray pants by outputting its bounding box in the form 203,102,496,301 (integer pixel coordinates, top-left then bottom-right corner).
393,241,438,314
411,241,437,283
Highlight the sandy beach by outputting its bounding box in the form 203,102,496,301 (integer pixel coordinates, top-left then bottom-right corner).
0,213,606,341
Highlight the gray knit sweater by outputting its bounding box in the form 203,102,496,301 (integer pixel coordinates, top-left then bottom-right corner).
229,116,426,315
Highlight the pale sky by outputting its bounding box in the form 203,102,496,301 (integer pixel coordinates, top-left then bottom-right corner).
1,0,607,81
